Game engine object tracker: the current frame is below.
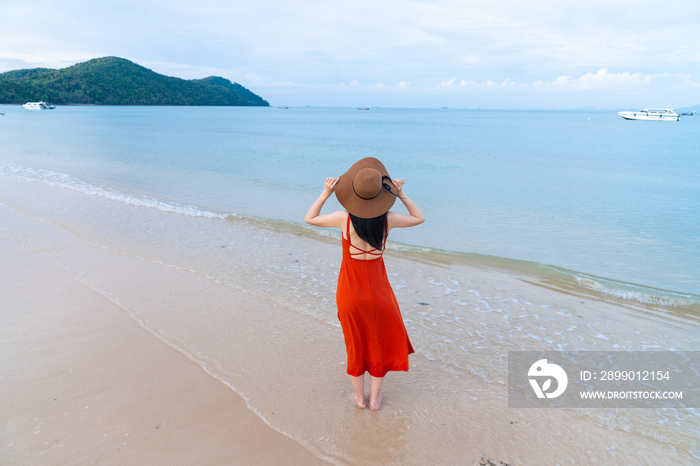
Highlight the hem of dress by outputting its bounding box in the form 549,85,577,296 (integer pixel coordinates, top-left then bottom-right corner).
346,366,410,378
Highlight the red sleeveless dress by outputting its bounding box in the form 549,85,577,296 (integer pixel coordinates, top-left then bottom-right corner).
336,214,415,377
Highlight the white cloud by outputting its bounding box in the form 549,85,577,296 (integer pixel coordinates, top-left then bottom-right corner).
1,0,698,107
534,68,681,91
681,78,700,89
574,68,652,89
0,49,97,70
552,76,570,87
438,78,517,90
249,76,302,86
456,53,480,65
435,69,694,94
440,77,516,89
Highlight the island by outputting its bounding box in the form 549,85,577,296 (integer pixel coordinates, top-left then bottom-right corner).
0,57,269,106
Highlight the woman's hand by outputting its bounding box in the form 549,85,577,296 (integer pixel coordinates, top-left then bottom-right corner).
392,178,405,196
323,177,340,196
386,178,425,230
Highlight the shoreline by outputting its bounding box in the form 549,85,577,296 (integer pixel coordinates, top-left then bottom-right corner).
0,222,328,465
2,158,698,309
1,200,697,464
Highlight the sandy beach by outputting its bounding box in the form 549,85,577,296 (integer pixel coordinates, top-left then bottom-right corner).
1,189,697,465
0,212,327,465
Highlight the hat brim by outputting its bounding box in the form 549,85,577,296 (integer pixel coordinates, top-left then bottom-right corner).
335,157,397,219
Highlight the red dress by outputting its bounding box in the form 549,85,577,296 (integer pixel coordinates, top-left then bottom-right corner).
336,214,415,377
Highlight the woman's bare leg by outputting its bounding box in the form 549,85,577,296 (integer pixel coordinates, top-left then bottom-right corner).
349,374,366,408
369,376,384,409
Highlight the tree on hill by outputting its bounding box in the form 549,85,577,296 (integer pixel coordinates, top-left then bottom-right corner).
0,57,269,106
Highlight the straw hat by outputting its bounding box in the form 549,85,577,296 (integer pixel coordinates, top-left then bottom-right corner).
335,157,398,218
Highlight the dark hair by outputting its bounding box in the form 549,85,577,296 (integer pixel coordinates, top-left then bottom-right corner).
350,213,387,251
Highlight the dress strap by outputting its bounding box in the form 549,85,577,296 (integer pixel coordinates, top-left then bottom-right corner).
350,249,382,256
346,213,351,239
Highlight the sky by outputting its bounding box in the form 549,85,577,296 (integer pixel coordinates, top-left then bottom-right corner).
1,0,699,109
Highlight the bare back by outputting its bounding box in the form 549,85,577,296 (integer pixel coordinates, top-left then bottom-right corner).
343,213,386,261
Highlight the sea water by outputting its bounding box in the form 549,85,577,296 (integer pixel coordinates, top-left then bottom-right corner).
1,105,698,299
1,105,699,463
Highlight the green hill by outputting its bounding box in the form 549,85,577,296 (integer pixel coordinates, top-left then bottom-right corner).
0,57,269,106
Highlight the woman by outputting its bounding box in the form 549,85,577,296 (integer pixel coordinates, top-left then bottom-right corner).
304,157,425,410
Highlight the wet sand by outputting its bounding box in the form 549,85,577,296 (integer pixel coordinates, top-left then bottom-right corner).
0,231,327,465
0,197,696,465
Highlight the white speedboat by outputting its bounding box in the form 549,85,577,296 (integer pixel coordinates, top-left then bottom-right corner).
23,101,55,110
617,108,679,121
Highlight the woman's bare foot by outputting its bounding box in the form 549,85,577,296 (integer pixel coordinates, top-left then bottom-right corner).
348,392,366,409
369,394,383,411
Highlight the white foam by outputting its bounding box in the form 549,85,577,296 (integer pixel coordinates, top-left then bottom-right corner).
0,162,228,220
573,274,696,308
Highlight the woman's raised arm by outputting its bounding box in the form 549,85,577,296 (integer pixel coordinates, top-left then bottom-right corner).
304,177,346,229
387,178,425,230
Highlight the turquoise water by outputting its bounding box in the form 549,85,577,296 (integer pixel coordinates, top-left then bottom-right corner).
1,105,698,298
2,105,699,462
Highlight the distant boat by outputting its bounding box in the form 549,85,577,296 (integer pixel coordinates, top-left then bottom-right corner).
357,107,369,110
278,106,289,109
23,101,55,110
617,108,680,121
